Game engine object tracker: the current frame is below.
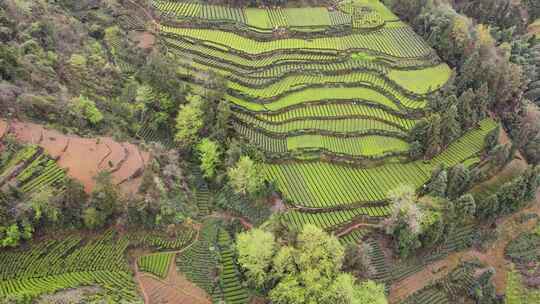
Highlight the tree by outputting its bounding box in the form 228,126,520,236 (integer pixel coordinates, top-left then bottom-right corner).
197,138,220,179
446,164,471,199
237,224,388,304
425,114,442,158
440,103,461,146
459,89,476,129
384,186,423,257
86,172,120,229
236,229,277,287
455,194,476,220
82,207,104,229
428,169,448,197
353,280,388,304
70,95,103,125
484,126,500,152
227,156,265,196
174,94,205,148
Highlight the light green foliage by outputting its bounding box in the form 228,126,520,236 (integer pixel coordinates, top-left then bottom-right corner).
264,119,497,208
353,280,388,304
197,138,220,179
505,265,540,304
68,54,87,70
227,156,265,196
70,95,103,125
137,252,174,279
387,64,452,94
175,94,205,146
235,224,388,304
236,229,276,287
0,231,142,302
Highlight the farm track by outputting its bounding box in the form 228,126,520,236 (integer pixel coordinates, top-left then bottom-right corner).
389,189,540,303
1,120,150,193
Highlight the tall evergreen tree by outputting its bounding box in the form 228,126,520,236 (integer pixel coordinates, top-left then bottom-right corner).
441,102,461,146
426,114,442,158
447,164,471,199
459,89,477,129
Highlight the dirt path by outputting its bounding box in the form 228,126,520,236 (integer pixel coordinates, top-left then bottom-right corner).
0,120,7,140
389,192,540,303
208,213,254,230
335,221,379,237
1,120,150,194
134,229,212,304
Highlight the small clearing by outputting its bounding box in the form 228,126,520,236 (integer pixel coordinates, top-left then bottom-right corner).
35,286,102,304
136,253,212,304
0,120,7,139
2,120,150,194
134,31,156,49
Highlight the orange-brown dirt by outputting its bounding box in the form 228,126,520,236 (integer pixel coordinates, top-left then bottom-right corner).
137,258,212,304
134,229,212,304
0,120,7,139
2,120,149,194
389,190,540,304
135,32,156,49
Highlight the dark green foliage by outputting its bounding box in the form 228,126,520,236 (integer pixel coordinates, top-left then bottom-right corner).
476,166,539,219
454,194,476,220
484,127,500,152
447,164,471,199
505,229,540,264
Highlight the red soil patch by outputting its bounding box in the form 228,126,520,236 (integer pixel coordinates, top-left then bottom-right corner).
135,32,156,49
0,120,7,139
3,120,149,194
136,253,212,304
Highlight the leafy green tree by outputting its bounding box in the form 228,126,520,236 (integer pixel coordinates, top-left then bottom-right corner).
236,229,277,287
0,224,21,248
82,207,104,230
197,138,220,179
476,194,500,220
455,194,476,220
70,95,103,125
85,172,120,229
428,169,448,197
174,94,204,148
227,156,265,196
384,186,423,257
484,126,500,152
353,279,388,304
237,225,388,303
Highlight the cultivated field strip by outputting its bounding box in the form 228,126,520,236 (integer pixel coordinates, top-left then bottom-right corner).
285,206,391,231
226,86,422,112
0,231,141,301
264,119,497,207
234,111,408,134
249,102,418,130
286,135,409,156
160,26,434,58
163,36,440,71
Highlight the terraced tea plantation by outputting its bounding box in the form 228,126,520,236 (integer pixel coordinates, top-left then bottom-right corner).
155,0,497,233
0,231,142,302
0,143,67,201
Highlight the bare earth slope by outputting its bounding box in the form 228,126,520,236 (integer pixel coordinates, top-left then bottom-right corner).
1,120,149,194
